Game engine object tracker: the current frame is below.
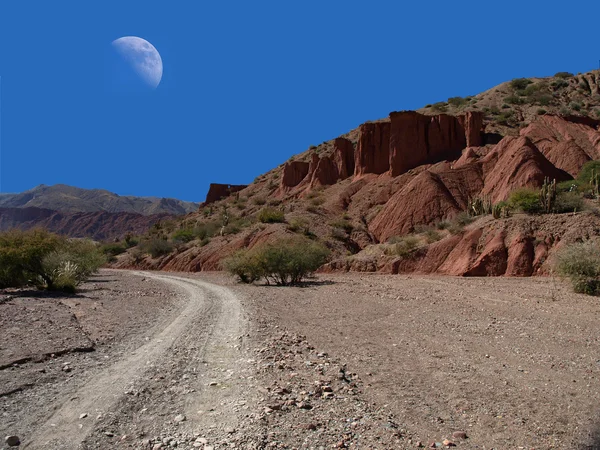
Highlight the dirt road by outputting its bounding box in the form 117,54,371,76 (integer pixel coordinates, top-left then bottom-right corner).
10,272,251,449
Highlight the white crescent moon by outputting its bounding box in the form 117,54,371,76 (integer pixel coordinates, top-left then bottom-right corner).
111,36,163,89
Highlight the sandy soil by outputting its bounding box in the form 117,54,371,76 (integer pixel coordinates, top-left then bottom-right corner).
3,270,600,449
225,273,600,449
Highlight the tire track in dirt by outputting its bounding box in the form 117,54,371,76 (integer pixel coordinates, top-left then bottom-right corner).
23,272,245,449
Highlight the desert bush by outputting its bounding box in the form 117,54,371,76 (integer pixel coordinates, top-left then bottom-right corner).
551,79,569,89
557,179,584,193
140,239,174,258
0,230,105,291
258,207,285,223
330,219,353,233
386,235,419,257
423,228,442,243
554,72,573,79
569,101,583,111
455,211,475,226
447,96,468,107
40,240,104,292
100,242,127,257
222,250,264,284
555,240,600,295
509,188,542,214
172,229,196,243
504,95,524,105
554,191,584,213
223,237,329,285
537,108,547,115
435,220,451,230
510,78,532,90
577,160,600,184
431,102,448,112
252,196,267,205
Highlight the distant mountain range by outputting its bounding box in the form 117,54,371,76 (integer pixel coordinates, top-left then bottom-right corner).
0,184,200,215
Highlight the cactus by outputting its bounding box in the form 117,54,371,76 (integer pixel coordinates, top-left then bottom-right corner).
468,195,493,216
591,168,600,199
539,177,557,213
492,203,502,219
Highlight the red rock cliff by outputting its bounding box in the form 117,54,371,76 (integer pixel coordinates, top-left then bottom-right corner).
354,111,484,178
205,183,248,204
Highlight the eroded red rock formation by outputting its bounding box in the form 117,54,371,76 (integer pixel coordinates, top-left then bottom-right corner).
205,183,248,204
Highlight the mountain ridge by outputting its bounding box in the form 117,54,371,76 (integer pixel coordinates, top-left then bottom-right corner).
0,184,200,216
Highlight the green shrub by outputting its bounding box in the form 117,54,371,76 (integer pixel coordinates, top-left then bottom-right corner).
554,191,584,213
431,102,448,112
330,219,354,233
100,242,127,257
510,78,532,90
435,220,451,230
554,72,573,79
172,229,196,243
569,101,583,111
387,235,419,257
423,229,442,243
140,239,174,258
557,179,584,193
504,95,524,105
509,188,542,214
577,160,600,184
0,230,105,291
448,96,468,107
222,250,264,284
537,108,547,115
455,211,475,226
252,196,267,205
551,79,569,89
258,207,285,223
555,240,600,295
223,237,330,285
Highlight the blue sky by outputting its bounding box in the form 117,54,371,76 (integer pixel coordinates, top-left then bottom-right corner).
1,1,600,202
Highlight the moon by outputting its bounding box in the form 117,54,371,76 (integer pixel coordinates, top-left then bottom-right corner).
109,36,163,91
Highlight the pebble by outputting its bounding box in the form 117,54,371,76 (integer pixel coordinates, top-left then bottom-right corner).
442,439,455,447
452,431,467,439
79,413,88,419
5,435,20,447
174,414,186,423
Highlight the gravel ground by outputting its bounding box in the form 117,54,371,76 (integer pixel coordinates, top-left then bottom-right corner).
2,270,600,449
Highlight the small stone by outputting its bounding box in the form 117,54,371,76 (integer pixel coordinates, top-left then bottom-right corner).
263,407,274,414
79,413,88,419
153,444,163,450
196,438,208,444
204,446,214,450
174,414,186,423
322,392,334,399
451,431,467,440
105,432,115,437
225,427,235,434
208,382,218,386
62,366,72,372
5,435,20,446
298,402,313,410
442,439,455,447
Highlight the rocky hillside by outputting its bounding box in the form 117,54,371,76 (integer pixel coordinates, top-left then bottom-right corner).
115,70,600,277
0,207,170,241
0,184,199,215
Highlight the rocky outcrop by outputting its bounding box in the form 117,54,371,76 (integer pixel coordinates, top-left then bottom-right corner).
354,122,391,176
204,183,248,204
520,115,600,177
280,161,310,189
0,207,169,241
354,111,484,178
333,138,355,179
480,136,571,202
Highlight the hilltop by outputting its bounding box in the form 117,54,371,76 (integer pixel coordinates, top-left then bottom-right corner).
0,184,199,215
115,70,600,276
